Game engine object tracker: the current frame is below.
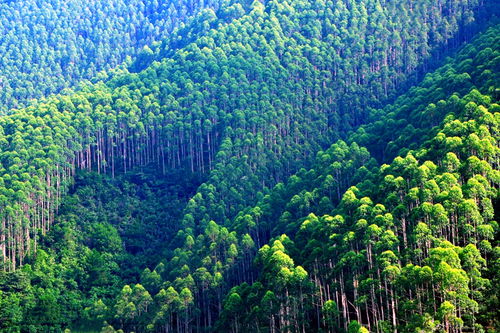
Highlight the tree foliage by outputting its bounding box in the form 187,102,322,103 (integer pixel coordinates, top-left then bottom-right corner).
0,0,498,332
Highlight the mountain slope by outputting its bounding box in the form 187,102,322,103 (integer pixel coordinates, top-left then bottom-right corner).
0,0,497,332
0,0,486,270
0,0,225,112
215,25,499,332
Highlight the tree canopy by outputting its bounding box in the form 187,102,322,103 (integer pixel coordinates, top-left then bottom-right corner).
0,0,498,332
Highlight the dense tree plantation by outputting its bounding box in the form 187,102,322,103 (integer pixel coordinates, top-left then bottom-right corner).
0,0,225,112
0,0,498,332
216,26,500,332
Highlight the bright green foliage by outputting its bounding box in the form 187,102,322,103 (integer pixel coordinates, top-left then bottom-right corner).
217,26,499,332
0,0,498,332
0,0,484,274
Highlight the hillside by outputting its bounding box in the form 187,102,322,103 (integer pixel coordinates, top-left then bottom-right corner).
0,0,498,332
0,0,224,112
215,25,500,333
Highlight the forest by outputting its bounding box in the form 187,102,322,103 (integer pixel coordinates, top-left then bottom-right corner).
0,0,498,332
0,0,224,112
